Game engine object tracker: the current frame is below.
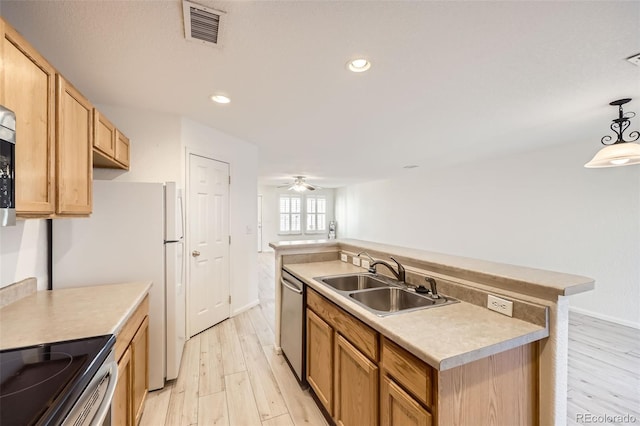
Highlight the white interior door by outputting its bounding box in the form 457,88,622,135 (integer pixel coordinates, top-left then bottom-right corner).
188,154,230,337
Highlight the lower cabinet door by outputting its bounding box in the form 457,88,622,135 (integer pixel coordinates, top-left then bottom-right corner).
306,308,334,415
113,347,132,426
131,316,149,425
380,375,432,426
334,334,378,426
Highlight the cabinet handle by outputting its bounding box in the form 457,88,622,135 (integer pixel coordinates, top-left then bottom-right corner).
192,250,201,257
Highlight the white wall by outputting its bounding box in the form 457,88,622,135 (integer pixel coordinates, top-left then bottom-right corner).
0,220,48,290
335,140,640,328
258,185,336,251
181,118,259,314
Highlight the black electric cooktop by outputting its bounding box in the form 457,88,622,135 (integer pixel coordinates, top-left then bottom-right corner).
0,334,115,426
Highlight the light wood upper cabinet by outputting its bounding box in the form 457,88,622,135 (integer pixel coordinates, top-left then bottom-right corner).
2,17,132,219
115,130,130,169
1,19,56,215
93,109,130,170
307,308,334,416
334,334,378,426
56,75,93,215
93,109,116,159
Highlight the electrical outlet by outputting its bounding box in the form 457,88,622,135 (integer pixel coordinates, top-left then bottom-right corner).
361,260,370,270
340,253,348,262
487,294,513,317
352,257,361,266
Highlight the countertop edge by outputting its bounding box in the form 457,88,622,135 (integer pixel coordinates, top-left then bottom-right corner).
438,328,549,370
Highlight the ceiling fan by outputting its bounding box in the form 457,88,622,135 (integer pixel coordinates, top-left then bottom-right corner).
278,176,321,192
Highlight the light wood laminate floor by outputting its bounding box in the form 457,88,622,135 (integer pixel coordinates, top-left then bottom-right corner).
142,251,640,425
567,312,640,425
140,252,327,426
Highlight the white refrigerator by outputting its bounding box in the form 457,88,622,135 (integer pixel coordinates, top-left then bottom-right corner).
52,181,186,390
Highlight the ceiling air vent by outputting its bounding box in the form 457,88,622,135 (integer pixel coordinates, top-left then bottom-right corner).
182,0,225,47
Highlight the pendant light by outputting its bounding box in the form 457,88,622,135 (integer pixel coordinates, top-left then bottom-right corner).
585,98,640,168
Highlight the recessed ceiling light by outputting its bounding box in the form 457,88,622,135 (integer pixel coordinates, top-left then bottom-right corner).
347,58,371,73
210,94,231,104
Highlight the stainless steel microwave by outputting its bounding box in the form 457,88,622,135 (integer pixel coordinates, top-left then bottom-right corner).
0,105,16,226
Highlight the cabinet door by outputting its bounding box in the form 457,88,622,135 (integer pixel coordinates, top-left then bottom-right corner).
113,347,132,426
93,109,115,158
1,19,55,215
334,334,378,426
380,375,431,426
307,308,334,415
131,316,149,425
115,130,130,169
56,75,93,215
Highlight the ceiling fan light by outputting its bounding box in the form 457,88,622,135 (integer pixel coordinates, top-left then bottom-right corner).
210,94,230,104
584,142,640,168
347,58,371,73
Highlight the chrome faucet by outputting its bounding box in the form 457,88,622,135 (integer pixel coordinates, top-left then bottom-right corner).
369,256,406,283
357,251,375,266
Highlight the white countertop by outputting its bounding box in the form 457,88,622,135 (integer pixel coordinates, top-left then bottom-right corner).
285,260,548,371
0,281,152,350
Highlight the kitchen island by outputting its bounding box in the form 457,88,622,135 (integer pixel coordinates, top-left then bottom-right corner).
271,239,594,426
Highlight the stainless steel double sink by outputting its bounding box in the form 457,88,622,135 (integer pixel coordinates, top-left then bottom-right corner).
313,273,458,316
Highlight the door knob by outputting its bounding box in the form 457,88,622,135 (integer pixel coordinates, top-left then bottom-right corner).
192,250,201,257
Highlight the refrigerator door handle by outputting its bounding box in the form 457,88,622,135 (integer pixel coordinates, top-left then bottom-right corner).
177,191,185,240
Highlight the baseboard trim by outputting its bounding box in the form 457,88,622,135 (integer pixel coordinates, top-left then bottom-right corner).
569,306,640,330
232,299,260,316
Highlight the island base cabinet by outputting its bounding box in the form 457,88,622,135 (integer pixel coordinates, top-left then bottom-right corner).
334,334,378,426
381,375,432,426
113,347,132,425
303,284,539,426
306,308,334,416
436,343,538,426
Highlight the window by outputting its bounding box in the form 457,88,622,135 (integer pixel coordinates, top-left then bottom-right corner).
306,196,326,233
279,195,301,234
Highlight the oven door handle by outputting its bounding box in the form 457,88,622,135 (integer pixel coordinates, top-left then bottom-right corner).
92,361,119,425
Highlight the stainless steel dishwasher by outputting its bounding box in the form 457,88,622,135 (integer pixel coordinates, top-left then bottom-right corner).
280,269,306,385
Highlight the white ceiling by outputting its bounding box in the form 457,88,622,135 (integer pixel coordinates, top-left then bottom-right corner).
1,1,639,187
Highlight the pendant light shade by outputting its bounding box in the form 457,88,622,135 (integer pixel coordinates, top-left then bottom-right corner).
584,142,640,168
585,98,640,168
